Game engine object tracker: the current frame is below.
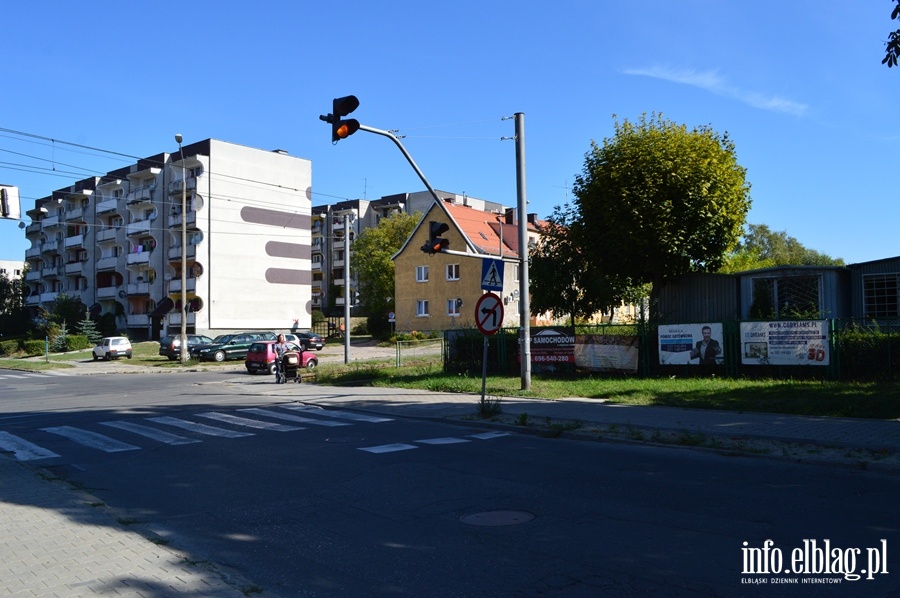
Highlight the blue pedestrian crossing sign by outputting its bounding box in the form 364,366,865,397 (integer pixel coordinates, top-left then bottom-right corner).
481,258,504,291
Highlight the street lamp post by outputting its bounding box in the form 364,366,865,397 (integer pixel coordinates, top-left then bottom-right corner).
175,134,188,365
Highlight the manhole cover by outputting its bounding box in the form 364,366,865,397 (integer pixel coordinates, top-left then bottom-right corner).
460,510,534,526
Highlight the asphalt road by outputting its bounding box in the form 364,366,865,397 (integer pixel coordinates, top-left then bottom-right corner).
2,372,899,597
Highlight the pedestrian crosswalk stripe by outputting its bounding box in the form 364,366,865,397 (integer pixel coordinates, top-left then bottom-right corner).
470,431,510,440
281,405,393,423
0,431,60,460
415,437,471,445
147,416,255,438
238,408,351,427
197,412,304,432
41,426,140,453
100,421,200,445
358,443,418,454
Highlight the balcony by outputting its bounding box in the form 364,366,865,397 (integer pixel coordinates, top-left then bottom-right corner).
126,314,150,327
168,278,196,294
65,207,84,221
64,234,84,249
96,199,118,213
41,214,62,229
41,240,59,254
41,266,61,278
126,219,152,236
312,261,321,271
39,291,59,303
96,228,118,243
168,210,196,228
25,270,41,281
168,245,196,260
65,262,83,275
25,246,41,259
168,178,196,195
126,185,155,205
126,250,152,266
25,295,40,306
96,285,120,299
168,312,196,326
96,256,119,270
25,222,41,235
126,282,150,295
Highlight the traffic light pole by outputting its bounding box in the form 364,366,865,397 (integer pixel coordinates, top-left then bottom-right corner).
357,124,442,205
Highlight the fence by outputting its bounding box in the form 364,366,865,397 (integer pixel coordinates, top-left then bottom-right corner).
443,319,900,382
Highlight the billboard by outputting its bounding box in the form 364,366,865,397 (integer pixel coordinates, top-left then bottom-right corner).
739,320,829,366
658,323,724,365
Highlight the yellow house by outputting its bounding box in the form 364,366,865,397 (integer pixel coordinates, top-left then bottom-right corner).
392,198,541,333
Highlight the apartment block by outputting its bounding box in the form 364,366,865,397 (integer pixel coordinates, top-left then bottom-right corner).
311,190,508,314
23,139,312,340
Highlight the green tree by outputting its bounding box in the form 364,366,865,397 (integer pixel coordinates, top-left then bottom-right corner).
350,210,421,336
573,113,751,316
530,202,641,322
884,0,900,67
719,224,844,272
76,311,103,345
0,270,29,336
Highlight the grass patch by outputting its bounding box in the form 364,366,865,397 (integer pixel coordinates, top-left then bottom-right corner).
316,362,900,419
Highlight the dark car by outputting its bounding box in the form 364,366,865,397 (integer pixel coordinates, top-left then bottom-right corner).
158,334,214,360
245,341,318,375
285,331,325,351
190,332,276,362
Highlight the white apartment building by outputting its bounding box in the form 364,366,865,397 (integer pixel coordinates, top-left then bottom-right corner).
0,260,24,280
23,139,312,340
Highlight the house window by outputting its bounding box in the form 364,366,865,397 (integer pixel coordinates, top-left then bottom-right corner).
446,264,460,281
416,266,429,282
416,300,429,317
447,298,462,316
863,273,900,318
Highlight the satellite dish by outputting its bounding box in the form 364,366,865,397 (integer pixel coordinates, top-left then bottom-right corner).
118,290,126,298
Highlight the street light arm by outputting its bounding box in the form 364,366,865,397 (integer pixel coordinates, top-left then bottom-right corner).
357,124,441,204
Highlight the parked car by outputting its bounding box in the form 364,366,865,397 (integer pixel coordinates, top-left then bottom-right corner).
190,332,276,362
285,331,325,351
245,341,318,375
92,337,133,361
158,334,214,360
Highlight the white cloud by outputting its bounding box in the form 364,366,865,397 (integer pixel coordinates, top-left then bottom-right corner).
623,66,807,117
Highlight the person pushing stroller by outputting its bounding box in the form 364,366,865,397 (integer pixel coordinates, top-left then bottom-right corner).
273,334,290,384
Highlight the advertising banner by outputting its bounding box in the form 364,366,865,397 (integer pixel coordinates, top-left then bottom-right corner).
530,327,575,369
739,320,829,366
575,334,640,373
658,323,724,365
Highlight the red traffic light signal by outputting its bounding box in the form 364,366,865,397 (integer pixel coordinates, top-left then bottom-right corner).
319,95,360,142
420,221,450,255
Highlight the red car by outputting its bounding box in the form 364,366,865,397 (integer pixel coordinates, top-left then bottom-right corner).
245,341,318,375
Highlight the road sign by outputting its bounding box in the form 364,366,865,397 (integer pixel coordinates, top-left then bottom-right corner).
475,292,504,336
481,259,504,292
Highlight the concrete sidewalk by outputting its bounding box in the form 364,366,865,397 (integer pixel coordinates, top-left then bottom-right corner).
0,459,260,597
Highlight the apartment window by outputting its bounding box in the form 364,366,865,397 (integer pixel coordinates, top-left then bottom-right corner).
416,265,429,282
447,298,462,317
446,264,460,281
863,273,900,318
416,300,429,317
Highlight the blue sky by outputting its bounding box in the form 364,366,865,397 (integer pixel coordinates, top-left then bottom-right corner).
1,1,898,265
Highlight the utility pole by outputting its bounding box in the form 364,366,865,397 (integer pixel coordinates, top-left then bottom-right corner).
344,212,351,364
514,113,531,390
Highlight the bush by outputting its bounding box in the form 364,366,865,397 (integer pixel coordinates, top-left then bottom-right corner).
64,335,92,352
22,339,46,356
0,339,20,356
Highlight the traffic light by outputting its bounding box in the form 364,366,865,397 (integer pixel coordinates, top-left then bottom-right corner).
319,95,360,142
420,221,450,254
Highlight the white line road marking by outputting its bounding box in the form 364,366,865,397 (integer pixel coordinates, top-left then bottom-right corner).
281,405,393,423
239,408,350,427
41,426,140,453
470,431,511,440
0,431,60,460
415,437,471,445
147,416,254,438
100,421,201,445
197,412,304,432
358,443,418,454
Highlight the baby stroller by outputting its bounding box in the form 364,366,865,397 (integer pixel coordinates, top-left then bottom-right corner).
279,350,302,383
